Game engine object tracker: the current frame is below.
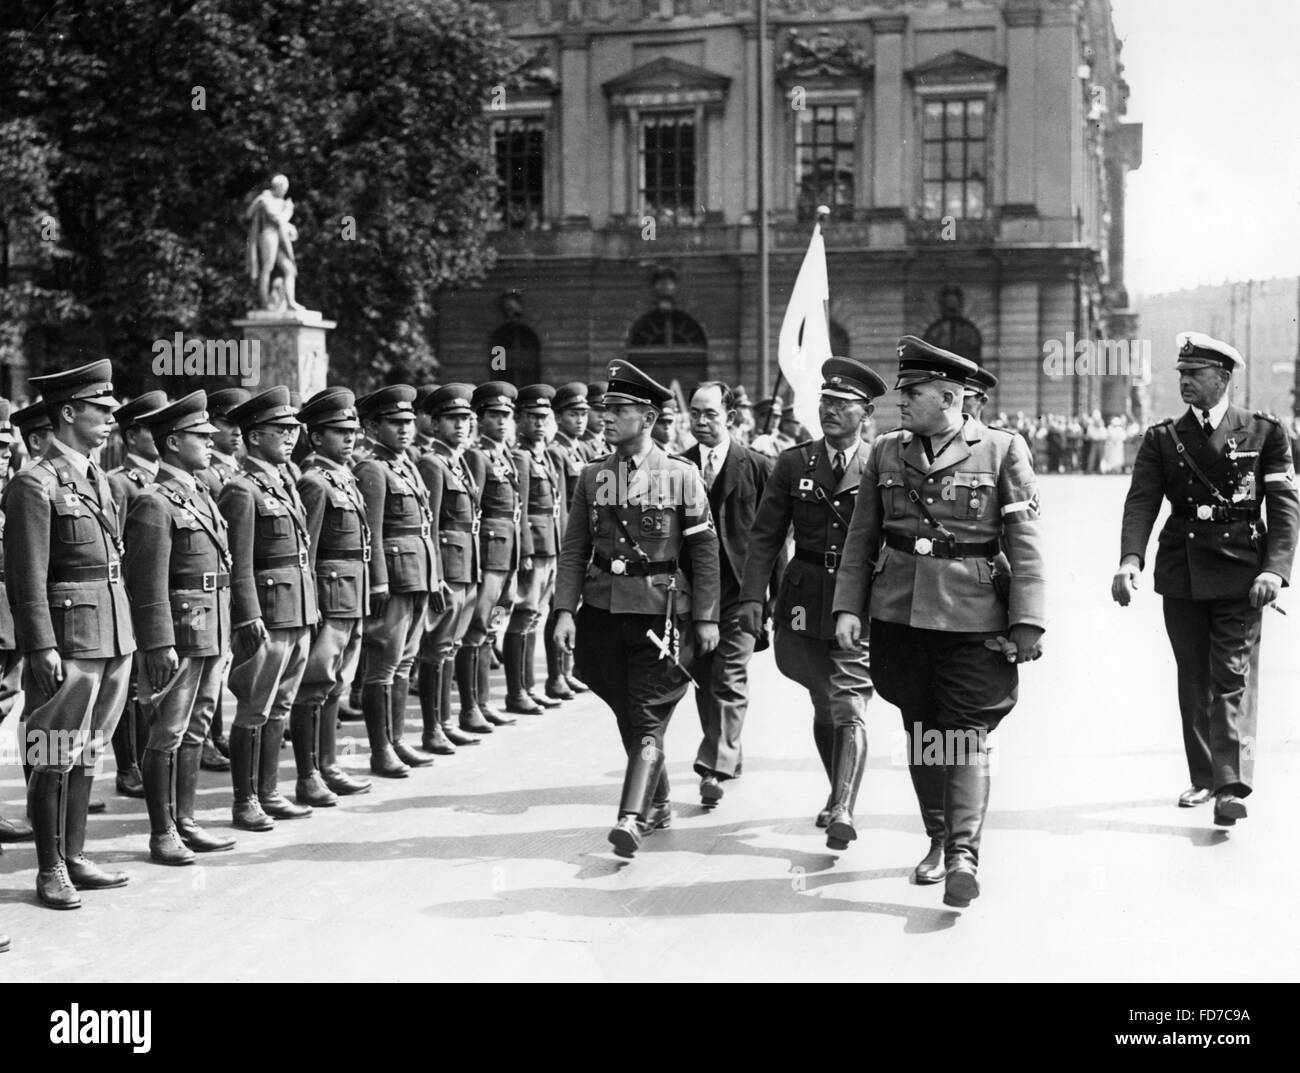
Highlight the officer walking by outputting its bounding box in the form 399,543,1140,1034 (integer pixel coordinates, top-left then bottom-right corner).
553,360,720,858
1112,332,1298,824
105,389,168,800
219,386,319,828
7,360,136,909
353,386,441,775
415,384,486,748
458,382,524,738
122,391,237,863
684,381,773,806
739,358,883,848
834,338,1046,908
294,388,373,799
505,385,564,714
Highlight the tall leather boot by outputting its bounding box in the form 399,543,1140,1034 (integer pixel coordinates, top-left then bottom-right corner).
943,746,992,908
363,682,408,778
418,662,456,754
909,757,947,885
230,725,275,830
437,657,483,742
459,644,511,728
390,676,434,766
456,648,493,733
112,707,144,797
543,616,574,700
478,640,508,722
812,720,835,828
211,697,230,757
258,716,312,818
608,743,665,858
29,770,79,909
525,629,561,708
142,749,195,865
290,703,338,807
64,767,129,890
562,647,589,693
504,632,543,714
319,694,371,794
175,741,236,850
825,725,868,850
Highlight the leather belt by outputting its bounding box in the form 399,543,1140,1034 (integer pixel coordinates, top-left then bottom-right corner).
316,547,372,562
481,511,518,522
442,520,481,535
1171,504,1259,523
794,546,843,571
388,522,431,538
51,562,122,583
593,552,677,577
884,532,1000,559
255,550,309,570
170,571,230,592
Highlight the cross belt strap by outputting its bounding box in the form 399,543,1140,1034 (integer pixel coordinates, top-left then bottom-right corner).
593,552,677,577
1165,422,1234,507
884,532,1000,559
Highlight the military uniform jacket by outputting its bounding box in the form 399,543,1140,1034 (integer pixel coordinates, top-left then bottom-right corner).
740,438,870,640
515,444,563,558
123,469,233,657
353,443,439,594
200,450,240,497
1119,406,1299,600
580,431,609,460
416,441,482,585
548,431,587,507
4,442,136,658
218,458,319,630
555,444,721,621
464,438,522,572
107,458,155,516
832,418,1047,633
299,454,372,620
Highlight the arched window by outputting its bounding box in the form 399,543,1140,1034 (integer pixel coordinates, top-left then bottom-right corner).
487,323,540,386
627,309,709,386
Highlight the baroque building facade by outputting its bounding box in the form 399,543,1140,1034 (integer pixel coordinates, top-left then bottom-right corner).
435,0,1143,424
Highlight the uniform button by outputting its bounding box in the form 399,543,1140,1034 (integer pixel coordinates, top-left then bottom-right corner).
1188,533,1195,540
1223,533,1230,539
181,603,189,610
63,599,72,608
832,522,840,529
73,510,81,517
330,570,338,578
266,578,274,585
926,497,934,504
926,477,935,484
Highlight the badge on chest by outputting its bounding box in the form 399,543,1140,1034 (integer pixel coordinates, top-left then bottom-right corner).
640,510,668,536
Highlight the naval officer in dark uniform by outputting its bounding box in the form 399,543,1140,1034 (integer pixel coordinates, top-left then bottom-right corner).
553,360,720,858
834,338,1046,908
738,358,884,849
1113,332,1299,825
7,360,136,909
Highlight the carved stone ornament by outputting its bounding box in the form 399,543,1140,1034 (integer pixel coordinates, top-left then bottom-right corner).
777,27,870,83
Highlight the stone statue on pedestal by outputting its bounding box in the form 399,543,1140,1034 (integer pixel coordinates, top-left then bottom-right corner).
246,174,305,312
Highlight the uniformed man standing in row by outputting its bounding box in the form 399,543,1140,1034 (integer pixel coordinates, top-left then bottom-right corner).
123,391,237,863
197,387,250,772
0,399,34,846
834,338,1046,908
740,358,883,848
505,385,563,715
219,386,318,828
581,381,610,460
413,384,486,752
544,383,591,700
554,360,720,858
106,390,168,800
8,360,136,909
1113,332,1298,825
294,388,373,799
457,382,524,738
353,386,440,776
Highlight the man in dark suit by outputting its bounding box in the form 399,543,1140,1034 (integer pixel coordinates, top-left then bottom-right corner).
684,382,773,805
739,358,884,850
1113,332,1299,826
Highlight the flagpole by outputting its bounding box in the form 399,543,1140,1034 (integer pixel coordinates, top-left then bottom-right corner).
757,0,770,398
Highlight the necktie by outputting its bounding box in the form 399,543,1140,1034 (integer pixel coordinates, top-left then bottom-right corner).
831,451,846,483
1201,410,1215,439
87,461,105,506
703,451,716,490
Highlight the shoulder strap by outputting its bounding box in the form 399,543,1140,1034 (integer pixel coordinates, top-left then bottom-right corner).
1165,421,1233,507
162,486,233,568
896,465,957,541
40,458,123,552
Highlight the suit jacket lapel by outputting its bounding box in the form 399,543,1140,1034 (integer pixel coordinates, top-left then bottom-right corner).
900,432,928,475
837,441,869,493
713,442,741,502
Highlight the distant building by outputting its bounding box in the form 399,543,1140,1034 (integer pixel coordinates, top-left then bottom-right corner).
436,0,1143,425
1137,278,1300,422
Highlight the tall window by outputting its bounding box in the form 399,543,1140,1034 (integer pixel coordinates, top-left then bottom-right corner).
922,98,986,219
492,117,545,230
640,112,697,227
796,104,856,221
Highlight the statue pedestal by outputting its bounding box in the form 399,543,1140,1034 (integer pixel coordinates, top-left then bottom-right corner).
232,309,336,403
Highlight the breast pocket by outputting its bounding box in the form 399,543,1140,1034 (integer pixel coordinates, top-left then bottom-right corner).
52,500,96,546
173,515,206,555
949,472,997,521
256,502,290,540
877,472,907,519
327,493,360,535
